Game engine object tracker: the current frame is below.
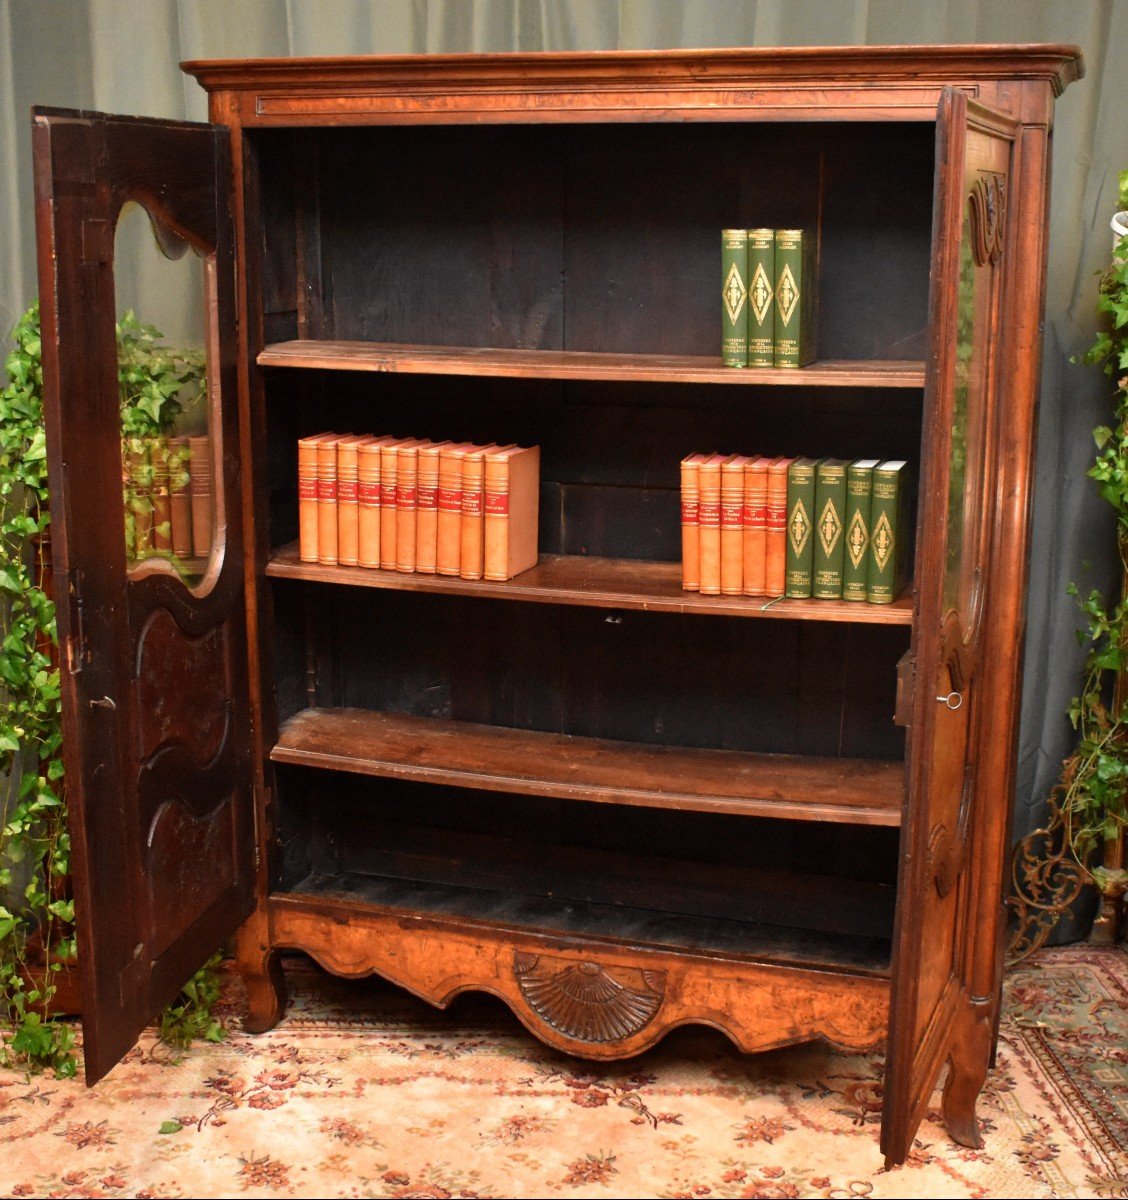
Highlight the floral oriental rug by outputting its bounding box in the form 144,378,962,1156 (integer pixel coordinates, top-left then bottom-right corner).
0,945,1124,1199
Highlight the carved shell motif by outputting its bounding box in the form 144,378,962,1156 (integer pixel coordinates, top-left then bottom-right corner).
968,172,1007,267
514,953,666,1043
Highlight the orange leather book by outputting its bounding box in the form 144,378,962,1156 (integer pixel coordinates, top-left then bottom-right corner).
415,441,452,574
680,452,708,592
765,455,795,596
336,434,370,567
697,454,730,597
396,439,431,574
317,433,348,566
378,438,407,570
743,456,772,597
150,436,172,554
189,434,213,563
720,454,751,596
436,443,476,576
484,444,540,581
460,444,498,581
168,435,193,559
297,432,330,563
357,435,394,569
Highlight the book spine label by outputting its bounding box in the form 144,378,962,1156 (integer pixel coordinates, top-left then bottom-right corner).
720,465,744,596
357,446,381,569
743,464,768,596
680,459,700,592
867,467,903,604
721,229,749,367
774,229,816,368
843,465,874,602
460,453,486,581
189,435,213,563
337,441,361,567
747,229,775,368
316,438,339,565
765,463,790,597
698,461,723,596
812,460,848,599
785,459,818,598
168,436,193,559
396,446,419,574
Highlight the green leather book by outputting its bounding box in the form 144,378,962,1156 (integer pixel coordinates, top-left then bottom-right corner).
773,228,817,367
843,459,880,602
812,459,849,599
747,228,775,367
785,457,823,598
721,229,749,366
867,460,909,604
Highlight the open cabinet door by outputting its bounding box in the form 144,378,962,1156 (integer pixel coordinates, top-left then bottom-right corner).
880,89,1019,1165
32,109,254,1082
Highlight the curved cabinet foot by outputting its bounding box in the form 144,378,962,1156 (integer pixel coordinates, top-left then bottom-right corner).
941,1013,991,1149
234,913,287,1034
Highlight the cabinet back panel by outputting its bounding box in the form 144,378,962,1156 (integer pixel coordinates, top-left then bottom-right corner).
296,587,907,761
252,123,934,360
263,373,922,564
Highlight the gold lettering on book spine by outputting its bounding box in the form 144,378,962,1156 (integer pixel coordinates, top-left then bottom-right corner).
514,953,666,1043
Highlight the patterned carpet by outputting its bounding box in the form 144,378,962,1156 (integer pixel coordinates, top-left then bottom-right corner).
0,946,1124,1198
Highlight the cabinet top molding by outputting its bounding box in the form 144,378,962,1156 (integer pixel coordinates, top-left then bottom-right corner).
182,44,1084,97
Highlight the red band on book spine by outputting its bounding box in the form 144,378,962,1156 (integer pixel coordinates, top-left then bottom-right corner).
439,488,462,512
338,480,358,503
358,482,381,505
462,493,483,516
700,501,721,527
417,486,438,510
484,492,509,516
681,500,699,523
396,486,417,505
318,480,338,501
721,502,743,527
767,504,786,529
299,478,318,500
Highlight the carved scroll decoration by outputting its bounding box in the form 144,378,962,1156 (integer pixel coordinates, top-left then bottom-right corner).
514,953,665,1043
968,173,1007,267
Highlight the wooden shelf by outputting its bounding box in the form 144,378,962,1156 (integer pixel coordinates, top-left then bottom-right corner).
271,707,905,826
267,542,915,625
275,871,894,977
258,339,926,388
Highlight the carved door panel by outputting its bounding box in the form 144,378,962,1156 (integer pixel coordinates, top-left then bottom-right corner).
881,89,1017,1163
32,109,253,1082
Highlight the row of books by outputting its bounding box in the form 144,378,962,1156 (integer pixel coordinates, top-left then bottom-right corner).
722,228,816,369
298,434,540,582
680,454,909,603
123,434,213,562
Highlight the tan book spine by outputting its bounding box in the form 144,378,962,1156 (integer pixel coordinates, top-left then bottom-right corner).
765,456,795,597
743,456,771,597
189,434,213,562
168,436,193,559
396,440,429,573
297,432,328,563
698,454,729,597
379,439,403,570
436,443,474,576
483,444,540,581
317,434,345,566
680,453,707,592
357,436,392,569
460,445,496,581
415,441,451,574
721,454,750,595
150,436,172,554
336,434,369,567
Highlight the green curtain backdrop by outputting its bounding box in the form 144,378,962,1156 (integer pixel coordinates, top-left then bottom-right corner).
2,0,1127,933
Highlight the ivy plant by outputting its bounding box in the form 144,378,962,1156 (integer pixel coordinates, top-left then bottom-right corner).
0,301,222,1076
1063,169,1128,896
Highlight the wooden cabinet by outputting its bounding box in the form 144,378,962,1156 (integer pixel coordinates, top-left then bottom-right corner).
31,44,1083,1166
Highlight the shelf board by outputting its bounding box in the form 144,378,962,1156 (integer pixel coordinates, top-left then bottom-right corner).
267,543,915,625
272,707,905,827
275,871,893,977
258,339,926,388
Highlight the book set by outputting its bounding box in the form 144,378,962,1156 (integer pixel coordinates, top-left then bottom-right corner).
298,433,540,582
722,228,817,368
123,433,212,564
681,453,909,603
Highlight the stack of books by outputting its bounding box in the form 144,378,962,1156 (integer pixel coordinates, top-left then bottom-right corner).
680,454,909,603
298,434,540,582
722,228,817,368
124,433,212,564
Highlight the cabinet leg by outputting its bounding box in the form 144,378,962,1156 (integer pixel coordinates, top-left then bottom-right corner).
234,915,287,1034
941,1013,991,1149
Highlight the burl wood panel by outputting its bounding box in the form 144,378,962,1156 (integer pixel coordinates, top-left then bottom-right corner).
268,889,891,1058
